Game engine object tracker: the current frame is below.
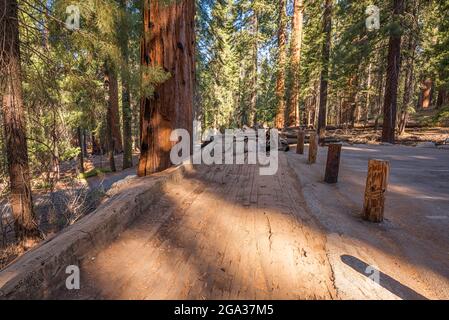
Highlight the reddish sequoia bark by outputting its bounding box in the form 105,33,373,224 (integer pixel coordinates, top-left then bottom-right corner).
138,0,195,176
382,0,404,143
0,0,39,241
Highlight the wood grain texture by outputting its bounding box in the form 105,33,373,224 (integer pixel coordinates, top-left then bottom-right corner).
363,159,390,222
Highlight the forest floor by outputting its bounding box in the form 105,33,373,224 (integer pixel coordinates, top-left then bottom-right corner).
54,143,448,300
0,153,139,269
327,127,449,146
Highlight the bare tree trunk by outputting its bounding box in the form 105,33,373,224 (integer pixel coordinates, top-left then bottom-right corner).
138,0,195,176
382,0,404,143
77,127,85,174
82,129,88,157
0,0,39,242
120,0,133,169
436,88,448,109
104,62,122,154
364,62,373,127
317,0,333,142
399,11,417,136
104,62,117,172
288,0,304,127
250,9,258,126
275,0,287,129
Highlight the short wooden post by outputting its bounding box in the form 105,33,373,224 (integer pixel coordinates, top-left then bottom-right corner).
308,132,318,164
296,130,305,154
363,159,390,223
324,143,342,183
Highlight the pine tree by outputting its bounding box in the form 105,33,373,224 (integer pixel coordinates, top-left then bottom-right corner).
0,0,39,242
274,0,287,128
288,0,304,127
382,0,405,143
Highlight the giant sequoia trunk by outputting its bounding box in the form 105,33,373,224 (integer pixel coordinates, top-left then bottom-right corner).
138,0,195,176
0,0,39,241
317,0,333,141
382,0,404,143
288,0,304,127
274,0,287,129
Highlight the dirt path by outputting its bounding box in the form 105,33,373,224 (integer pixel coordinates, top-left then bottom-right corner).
56,155,337,300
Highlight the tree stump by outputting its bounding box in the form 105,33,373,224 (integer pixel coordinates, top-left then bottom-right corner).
296,130,305,154
324,143,342,183
363,159,390,222
308,132,318,164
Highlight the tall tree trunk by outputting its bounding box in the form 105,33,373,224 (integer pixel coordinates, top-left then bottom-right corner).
288,0,304,127
0,0,39,242
83,129,88,157
104,62,122,154
364,62,373,127
317,0,333,141
138,0,195,176
436,88,448,109
250,9,258,126
119,0,133,169
275,0,287,129
77,127,85,174
382,0,404,143
399,3,418,136
374,56,385,132
104,62,117,172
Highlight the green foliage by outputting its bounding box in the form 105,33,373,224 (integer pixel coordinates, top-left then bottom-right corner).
141,65,171,99
432,107,449,126
79,167,112,179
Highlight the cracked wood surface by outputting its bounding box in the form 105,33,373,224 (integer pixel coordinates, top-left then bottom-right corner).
57,154,337,299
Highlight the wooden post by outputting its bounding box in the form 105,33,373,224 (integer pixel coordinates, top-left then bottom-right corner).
296,129,305,154
363,159,390,223
308,132,318,164
324,143,342,183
